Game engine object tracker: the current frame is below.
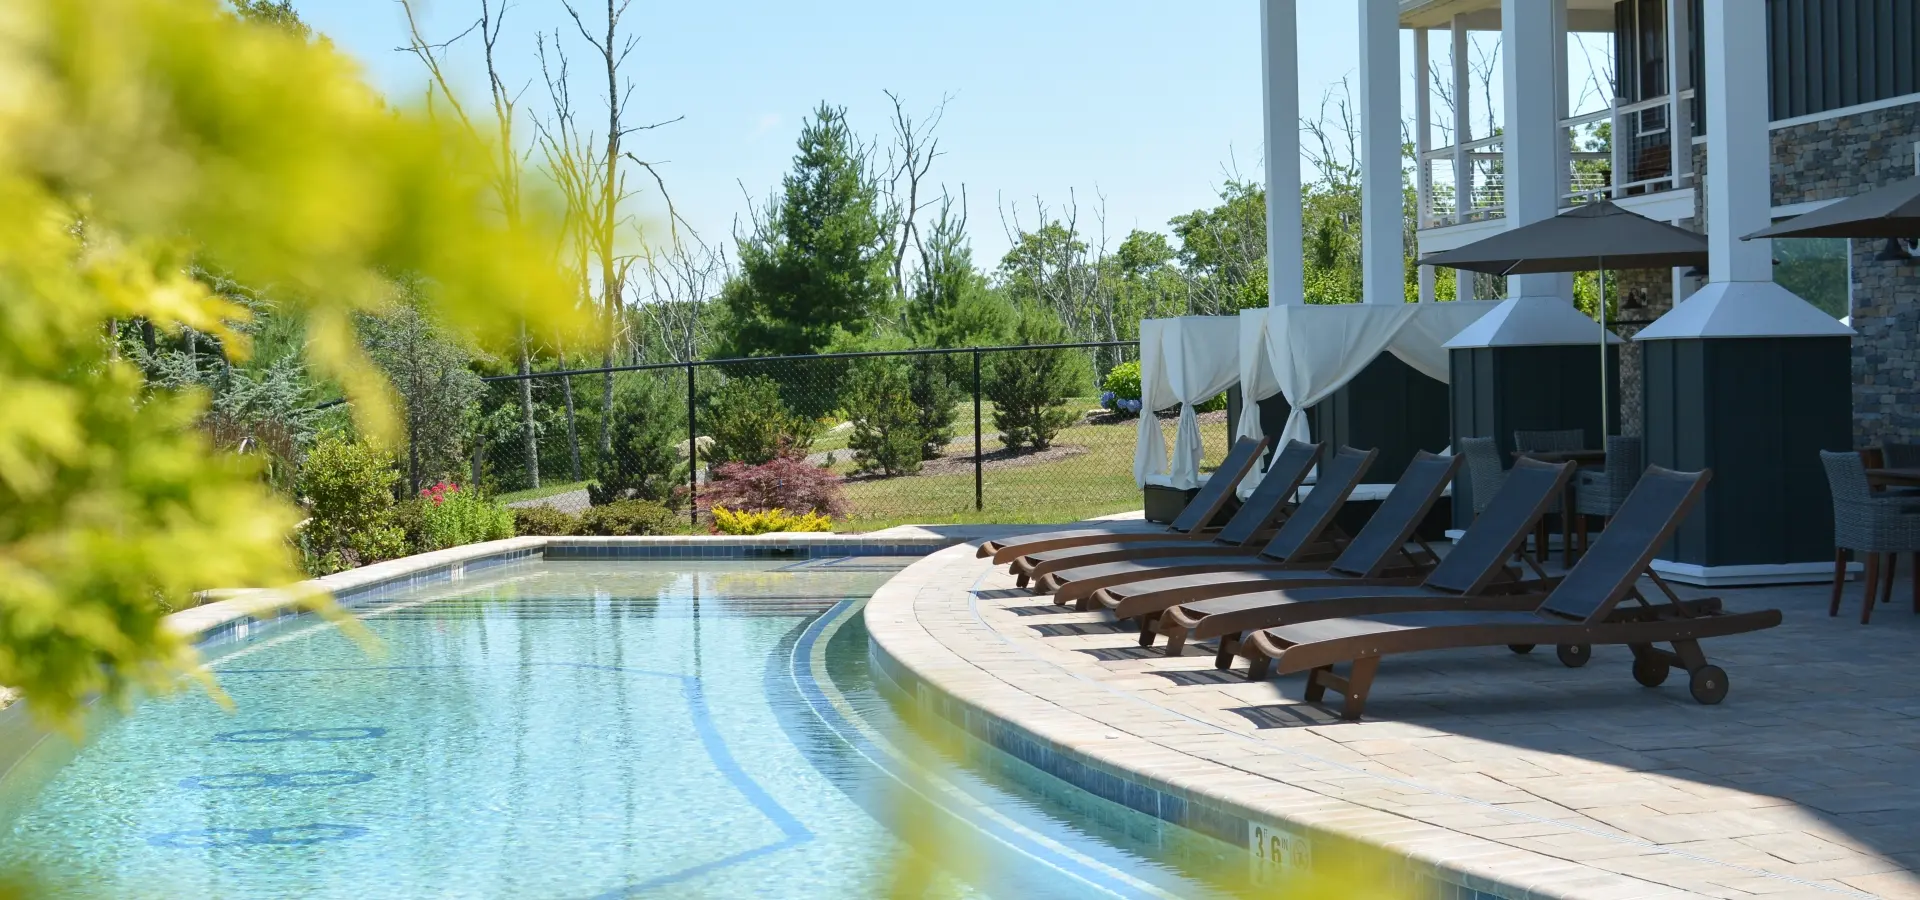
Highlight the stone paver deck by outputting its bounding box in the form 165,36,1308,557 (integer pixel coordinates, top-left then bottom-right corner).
866,539,1920,900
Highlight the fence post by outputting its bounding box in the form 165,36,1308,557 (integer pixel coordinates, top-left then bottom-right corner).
687,363,698,529
973,348,983,512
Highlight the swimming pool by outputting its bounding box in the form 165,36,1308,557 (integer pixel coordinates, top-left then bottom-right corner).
0,558,1242,898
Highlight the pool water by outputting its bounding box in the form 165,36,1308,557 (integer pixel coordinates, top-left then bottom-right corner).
0,560,1243,899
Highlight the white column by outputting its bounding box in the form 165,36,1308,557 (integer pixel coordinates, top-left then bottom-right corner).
1263,0,1303,306
1451,16,1473,300
1415,28,1434,302
1502,0,1570,301
1634,0,1851,341
1359,0,1403,305
1703,2,1770,284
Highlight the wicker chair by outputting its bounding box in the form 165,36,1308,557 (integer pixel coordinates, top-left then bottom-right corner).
1459,437,1507,517
1820,450,1920,623
1514,428,1587,454
1572,436,1644,554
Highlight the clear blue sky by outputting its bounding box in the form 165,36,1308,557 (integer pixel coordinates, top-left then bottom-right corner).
297,1,1407,265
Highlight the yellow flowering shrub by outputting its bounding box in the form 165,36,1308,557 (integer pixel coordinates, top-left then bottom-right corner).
0,0,587,729
711,507,835,536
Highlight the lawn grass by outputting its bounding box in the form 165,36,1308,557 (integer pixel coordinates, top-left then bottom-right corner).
838,407,1231,531
496,478,592,505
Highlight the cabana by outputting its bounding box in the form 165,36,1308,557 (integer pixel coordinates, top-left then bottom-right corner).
1236,301,1502,490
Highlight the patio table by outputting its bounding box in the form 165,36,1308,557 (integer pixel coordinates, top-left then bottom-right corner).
1513,448,1607,565
1866,468,1920,488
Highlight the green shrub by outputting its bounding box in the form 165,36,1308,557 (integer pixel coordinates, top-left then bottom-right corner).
588,373,685,506
1099,359,1224,415
414,481,513,550
296,432,406,575
1102,360,1142,402
705,375,816,467
512,505,579,536
574,500,681,536
843,358,924,476
987,308,1090,452
906,354,964,459
391,498,431,553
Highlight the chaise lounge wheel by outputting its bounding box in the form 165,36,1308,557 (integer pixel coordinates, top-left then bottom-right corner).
1555,644,1591,668
1631,655,1670,687
1688,665,1729,705
1507,644,1536,654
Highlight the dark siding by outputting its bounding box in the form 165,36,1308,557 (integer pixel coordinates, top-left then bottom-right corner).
1766,0,1920,119
1312,353,1451,486
1674,0,1920,126
1641,338,1851,567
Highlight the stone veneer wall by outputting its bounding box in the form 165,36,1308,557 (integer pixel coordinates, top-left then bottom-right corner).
1767,103,1920,444
1679,102,1920,444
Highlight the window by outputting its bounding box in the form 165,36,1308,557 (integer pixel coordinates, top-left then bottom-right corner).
1772,237,1851,318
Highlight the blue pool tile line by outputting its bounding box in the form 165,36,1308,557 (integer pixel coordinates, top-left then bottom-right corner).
867,642,1514,900
189,540,943,651
540,540,943,560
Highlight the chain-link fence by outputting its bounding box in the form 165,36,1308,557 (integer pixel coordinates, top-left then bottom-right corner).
463,341,1234,530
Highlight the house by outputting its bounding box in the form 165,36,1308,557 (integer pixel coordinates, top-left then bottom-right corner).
1259,0,1917,583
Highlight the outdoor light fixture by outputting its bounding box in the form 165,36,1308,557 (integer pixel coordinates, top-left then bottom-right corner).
1877,237,1920,262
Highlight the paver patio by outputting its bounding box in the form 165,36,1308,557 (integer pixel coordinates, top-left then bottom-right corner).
866,535,1920,899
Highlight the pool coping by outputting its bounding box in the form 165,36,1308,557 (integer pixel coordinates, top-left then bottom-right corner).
862,543,1718,900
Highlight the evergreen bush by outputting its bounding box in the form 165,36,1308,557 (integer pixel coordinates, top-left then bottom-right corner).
987,309,1090,452
574,500,681,536
588,374,685,506
843,358,924,476
704,375,816,467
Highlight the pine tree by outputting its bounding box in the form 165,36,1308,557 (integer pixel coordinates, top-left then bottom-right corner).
721,103,894,359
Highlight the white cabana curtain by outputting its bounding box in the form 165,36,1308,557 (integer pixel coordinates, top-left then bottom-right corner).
1132,316,1241,489
1235,302,1503,480
1266,305,1417,450
1386,301,1505,381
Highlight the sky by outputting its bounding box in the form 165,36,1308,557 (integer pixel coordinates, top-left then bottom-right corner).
296,1,1437,266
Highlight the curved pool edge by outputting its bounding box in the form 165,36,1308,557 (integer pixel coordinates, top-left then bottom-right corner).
862,544,1660,900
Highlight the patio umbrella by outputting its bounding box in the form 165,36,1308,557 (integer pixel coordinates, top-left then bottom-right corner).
1744,174,1920,241
1419,200,1709,437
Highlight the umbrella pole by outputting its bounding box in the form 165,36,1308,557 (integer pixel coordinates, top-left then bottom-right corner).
1598,263,1609,438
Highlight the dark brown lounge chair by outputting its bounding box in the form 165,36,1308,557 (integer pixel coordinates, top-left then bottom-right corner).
1007,441,1322,588
1154,457,1573,662
1034,445,1380,605
976,436,1270,562
1244,467,1779,721
1068,451,1460,635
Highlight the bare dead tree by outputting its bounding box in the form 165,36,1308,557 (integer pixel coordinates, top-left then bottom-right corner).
637,235,729,364
881,90,951,304
400,0,551,486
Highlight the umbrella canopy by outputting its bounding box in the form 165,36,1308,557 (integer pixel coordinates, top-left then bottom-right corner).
1744,175,1920,240
1419,200,1708,274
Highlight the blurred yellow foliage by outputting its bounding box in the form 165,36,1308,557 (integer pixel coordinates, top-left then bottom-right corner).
0,0,589,729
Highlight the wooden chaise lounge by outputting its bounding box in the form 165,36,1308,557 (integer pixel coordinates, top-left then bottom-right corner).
1031,445,1379,605
976,435,1270,562
1244,467,1778,720
1062,452,1462,641
1004,441,1322,588
1150,458,1574,660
